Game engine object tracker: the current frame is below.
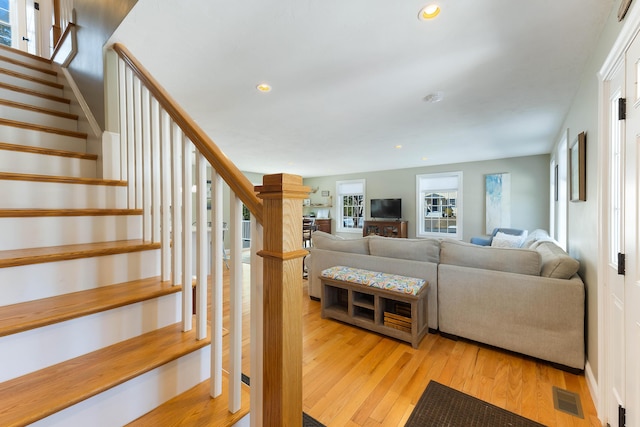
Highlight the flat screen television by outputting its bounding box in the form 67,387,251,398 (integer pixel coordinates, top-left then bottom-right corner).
370,198,402,219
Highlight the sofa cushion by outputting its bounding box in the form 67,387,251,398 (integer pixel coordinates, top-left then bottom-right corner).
311,231,370,255
368,236,440,263
531,241,580,279
521,229,551,248
440,239,541,276
491,231,526,248
321,266,427,295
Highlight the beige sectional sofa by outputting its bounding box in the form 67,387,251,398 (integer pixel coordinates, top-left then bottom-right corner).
306,230,585,370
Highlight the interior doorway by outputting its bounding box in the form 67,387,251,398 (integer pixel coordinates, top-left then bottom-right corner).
600,19,640,427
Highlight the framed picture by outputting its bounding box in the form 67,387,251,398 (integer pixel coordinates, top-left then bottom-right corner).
570,132,586,202
619,0,633,21
554,164,559,202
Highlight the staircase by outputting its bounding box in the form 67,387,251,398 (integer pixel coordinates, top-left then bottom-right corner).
0,45,211,426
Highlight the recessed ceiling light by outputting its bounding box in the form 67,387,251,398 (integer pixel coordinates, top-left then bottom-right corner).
419,4,440,20
256,83,272,92
423,91,444,103
422,157,429,161
395,145,403,149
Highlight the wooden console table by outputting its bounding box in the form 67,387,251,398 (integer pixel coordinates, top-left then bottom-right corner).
363,220,408,238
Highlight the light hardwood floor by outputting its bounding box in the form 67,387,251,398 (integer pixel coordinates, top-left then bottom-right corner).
137,263,601,427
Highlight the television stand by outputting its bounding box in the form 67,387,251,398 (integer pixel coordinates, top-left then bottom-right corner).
363,220,408,238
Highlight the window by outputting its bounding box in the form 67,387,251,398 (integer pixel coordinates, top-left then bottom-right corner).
336,179,365,233
0,0,11,47
609,90,623,265
416,172,462,239
553,132,568,250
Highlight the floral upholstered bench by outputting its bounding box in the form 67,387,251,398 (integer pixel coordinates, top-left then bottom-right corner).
319,266,430,348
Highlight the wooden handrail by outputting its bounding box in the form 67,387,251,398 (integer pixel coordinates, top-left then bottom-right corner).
111,43,264,225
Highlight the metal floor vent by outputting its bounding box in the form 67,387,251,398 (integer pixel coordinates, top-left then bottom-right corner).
552,386,584,418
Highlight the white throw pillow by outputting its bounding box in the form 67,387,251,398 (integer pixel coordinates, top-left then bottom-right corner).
491,231,525,248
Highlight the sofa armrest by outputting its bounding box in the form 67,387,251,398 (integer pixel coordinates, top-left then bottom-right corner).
438,264,585,369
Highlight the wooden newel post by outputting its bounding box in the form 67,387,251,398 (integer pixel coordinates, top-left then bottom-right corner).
255,173,310,426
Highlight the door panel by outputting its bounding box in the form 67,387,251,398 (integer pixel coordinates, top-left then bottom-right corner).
623,30,640,427
606,60,625,427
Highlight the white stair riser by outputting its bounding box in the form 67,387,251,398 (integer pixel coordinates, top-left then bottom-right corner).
0,86,69,111
31,346,211,427
0,103,78,131
0,150,96,178
0,62,57,85
0,215,143,250
0,125,84,151
0,180,127,209
0,250,161,306
0,72,63,97
0,293,182,383
0,51,56,73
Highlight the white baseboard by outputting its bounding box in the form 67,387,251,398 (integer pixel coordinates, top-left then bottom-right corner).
60,66,102,138
585,360,603,424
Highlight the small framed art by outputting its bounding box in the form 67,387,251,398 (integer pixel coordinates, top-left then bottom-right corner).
570,132,586,202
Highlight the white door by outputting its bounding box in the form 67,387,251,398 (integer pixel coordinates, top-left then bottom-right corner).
12,0,37,54
605,58,626,427
622,30,640,427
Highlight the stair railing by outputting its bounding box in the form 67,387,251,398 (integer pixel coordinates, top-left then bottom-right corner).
107,43,308,426
51,0,74,49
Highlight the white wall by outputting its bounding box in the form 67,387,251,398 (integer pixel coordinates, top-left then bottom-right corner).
553,1,627,383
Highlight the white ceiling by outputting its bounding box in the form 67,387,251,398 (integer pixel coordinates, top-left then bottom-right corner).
110,0,614,178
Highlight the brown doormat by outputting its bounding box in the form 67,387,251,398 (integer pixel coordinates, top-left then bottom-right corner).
405,381,547,427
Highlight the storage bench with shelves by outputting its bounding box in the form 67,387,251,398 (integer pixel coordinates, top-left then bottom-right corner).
320,266,429,348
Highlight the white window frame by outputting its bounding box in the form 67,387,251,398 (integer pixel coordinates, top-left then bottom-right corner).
416,171,462,239
336,179,365,233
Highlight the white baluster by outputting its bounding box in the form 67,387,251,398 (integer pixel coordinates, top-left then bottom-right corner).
195,152,208,340
150,98,161,243
117,58,127,182
210,172,223,398
171,123,182,286
250,217,264,427
133,77,143,210
181,136,193,332
229,192,243,413
160,110,172,282
125,67,135,208
141,86,152,241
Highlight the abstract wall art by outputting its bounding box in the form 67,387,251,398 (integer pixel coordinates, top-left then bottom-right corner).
485,173,511,234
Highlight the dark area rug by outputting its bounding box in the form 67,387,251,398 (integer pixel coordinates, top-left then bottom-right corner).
242,374,326,427
405,381,546,427
303,412,325,427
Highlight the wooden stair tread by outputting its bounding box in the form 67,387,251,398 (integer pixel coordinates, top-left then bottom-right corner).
0,45,53,65
0,171,126,186
0,208,143,217
127,374,250,427
0,54,56,76
0,276,179,337
0,99,78,120
0,118,86,138
0,239,161,268
0,321,210,427
0,67,64,89
0,81,68,103
0,142,97,160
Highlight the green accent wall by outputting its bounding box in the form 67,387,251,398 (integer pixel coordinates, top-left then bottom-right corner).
303,154,550,241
